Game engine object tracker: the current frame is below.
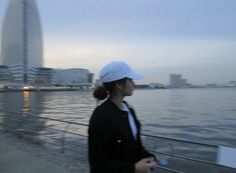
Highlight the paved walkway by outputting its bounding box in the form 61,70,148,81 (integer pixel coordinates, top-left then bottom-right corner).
0,132,89,173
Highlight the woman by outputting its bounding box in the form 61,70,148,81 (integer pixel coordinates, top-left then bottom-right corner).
88,61,157,173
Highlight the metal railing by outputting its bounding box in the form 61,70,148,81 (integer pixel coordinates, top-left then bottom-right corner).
0,110,236,173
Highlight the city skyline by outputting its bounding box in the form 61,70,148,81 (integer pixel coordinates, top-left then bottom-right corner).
1,0,236,84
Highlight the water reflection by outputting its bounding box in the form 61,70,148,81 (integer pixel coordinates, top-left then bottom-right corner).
1,92,46,142
22,91,30,115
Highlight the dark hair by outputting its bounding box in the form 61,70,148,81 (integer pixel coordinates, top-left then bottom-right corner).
93,78,128,100
93,86,108,100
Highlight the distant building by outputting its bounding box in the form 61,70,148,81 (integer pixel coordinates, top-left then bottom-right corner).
149,83,166,88
1,0,43,83
0,65,13,83
29,67,54,85
53,68,94,86
227,81,236,87
0,65,54,85
169,74,187,88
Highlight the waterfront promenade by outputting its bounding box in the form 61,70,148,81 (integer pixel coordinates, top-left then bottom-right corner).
0,132,89,173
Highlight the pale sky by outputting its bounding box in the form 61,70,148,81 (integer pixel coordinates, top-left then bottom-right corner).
0,0,236,84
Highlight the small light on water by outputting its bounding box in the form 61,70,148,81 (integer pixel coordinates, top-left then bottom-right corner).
16,128,24,132
23,86,30,91
22,90,30,115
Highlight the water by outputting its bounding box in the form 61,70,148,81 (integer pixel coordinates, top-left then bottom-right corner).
0,88,236,172
127,88,236,147
0,88,236,146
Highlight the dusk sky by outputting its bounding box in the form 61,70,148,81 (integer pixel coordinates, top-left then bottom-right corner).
0,0,236,84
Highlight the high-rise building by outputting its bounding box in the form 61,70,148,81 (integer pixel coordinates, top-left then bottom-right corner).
169,74,187,88
1,0,43,84
53,68,94,86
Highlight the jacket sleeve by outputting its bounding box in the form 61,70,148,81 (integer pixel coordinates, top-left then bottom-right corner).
88,108,135,173
137,135,156,160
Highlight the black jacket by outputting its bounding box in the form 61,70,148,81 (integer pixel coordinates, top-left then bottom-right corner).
88,99,153,173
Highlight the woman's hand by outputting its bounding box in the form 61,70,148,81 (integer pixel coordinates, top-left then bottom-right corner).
135,157,157,173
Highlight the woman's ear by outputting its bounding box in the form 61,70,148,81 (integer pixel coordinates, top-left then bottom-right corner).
115,83,122,90
115,82,124,90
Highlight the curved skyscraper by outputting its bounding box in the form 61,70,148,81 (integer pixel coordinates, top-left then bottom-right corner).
1,0,43,83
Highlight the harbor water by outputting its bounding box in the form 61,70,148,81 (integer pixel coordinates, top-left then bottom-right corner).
0,88,236,172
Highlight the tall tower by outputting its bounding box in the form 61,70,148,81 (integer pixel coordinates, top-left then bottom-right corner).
1,0,43,84
169,74,187,88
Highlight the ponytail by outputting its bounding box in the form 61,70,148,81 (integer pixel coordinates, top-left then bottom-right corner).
93,86,108,100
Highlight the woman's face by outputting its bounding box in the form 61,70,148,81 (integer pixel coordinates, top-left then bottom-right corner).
120,78,135,96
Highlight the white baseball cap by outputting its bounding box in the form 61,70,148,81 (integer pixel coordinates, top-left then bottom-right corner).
100,61,144,83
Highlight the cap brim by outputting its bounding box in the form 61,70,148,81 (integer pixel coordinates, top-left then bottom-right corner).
127,71,144,80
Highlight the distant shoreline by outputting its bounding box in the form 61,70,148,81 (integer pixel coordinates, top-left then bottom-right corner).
0,86,235,93
0,87,93,92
